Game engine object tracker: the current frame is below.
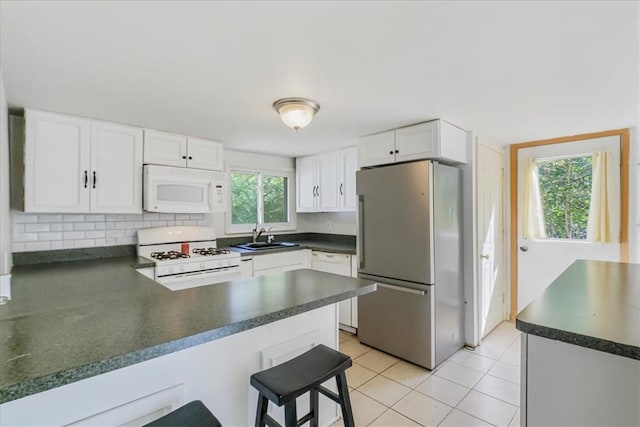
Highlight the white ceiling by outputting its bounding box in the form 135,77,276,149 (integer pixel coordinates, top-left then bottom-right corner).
1,1,638,157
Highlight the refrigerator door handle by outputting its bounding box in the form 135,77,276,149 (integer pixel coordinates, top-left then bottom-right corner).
378,282,427,295
358,195,365,269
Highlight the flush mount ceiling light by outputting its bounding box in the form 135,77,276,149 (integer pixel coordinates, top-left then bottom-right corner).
272,97,320,131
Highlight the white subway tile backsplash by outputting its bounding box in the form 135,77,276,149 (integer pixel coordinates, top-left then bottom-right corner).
25,223,50,232
25,242,52,251
38,214,62,222
12,214,38,223
74,223,96,231
13,232,38,242
74,239,96,248
38,232,63,241
10,211,195,252
86,230,106,239
106,230,125,238
63,231,85,240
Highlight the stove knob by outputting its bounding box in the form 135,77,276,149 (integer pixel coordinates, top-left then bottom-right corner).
200,263,206,269
168,267,174,274
179,265,186,272
217,261,223,268
227,259,233,266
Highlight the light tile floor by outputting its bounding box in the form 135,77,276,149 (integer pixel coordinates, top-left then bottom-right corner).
333,321,521,427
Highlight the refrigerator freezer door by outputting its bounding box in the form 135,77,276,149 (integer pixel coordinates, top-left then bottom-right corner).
358,282,435,369
356,161,434,285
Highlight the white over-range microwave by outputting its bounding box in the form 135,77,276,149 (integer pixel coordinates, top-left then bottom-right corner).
143,165,227,213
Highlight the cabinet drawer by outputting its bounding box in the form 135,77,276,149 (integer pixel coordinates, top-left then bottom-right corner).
253,250,310,273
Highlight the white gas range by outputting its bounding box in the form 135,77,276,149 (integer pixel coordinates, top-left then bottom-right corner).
137,226,241,291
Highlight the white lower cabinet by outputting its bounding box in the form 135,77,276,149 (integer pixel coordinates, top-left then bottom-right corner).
252,250,311,276
240,257,253,278
310,251,357,331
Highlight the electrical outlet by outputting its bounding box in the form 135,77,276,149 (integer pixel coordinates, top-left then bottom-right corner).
326,220,332,230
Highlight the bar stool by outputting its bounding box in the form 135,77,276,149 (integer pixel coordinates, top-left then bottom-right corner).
144,400,222,427
250,344,354,427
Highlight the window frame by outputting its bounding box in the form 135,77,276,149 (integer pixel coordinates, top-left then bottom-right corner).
225,167,296,234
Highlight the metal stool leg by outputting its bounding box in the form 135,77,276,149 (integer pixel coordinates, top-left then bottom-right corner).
255,395,269,427
336,372,355,427
284,400,297,427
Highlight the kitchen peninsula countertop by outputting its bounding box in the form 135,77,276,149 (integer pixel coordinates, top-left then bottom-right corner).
516,260,640,360
0,257,375,404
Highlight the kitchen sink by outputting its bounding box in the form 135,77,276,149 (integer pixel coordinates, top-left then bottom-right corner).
232,241,299,251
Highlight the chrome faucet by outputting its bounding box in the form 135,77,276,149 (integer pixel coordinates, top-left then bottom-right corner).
266,226,275,243
253,223,266,243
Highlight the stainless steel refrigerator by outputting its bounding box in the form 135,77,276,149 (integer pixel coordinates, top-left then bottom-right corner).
357,160,464,370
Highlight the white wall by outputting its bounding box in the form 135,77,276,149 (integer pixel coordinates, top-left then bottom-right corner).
297,212,356,235
629,127,639,263
0,69,12,274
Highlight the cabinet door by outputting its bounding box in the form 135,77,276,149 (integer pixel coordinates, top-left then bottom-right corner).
24,110,91,212
317,152,340,212
395,121,439,163
296,156,317,212
90,122,143,213
357,130,395,168
143,130,187,167
186,137,224,171
340,147,358,211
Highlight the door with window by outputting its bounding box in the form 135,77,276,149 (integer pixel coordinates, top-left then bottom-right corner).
514,133,626,315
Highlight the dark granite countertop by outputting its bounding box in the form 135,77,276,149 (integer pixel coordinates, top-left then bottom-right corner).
516,260,640,360
0,257,375,404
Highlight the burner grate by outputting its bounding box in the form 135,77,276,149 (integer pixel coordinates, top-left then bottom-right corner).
193,247,231,256
150,251,191,261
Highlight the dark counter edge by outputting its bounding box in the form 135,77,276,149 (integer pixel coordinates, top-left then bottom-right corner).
515,318,640,361
0,283,376,404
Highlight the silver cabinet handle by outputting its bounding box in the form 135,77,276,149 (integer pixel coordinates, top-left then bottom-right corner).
480,254,489,259
358,195,364,268
520,246,528,252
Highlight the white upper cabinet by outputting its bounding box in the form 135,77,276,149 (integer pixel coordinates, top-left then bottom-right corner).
296,147,357,213
144,130,223,171
358,130,395,168
143,130,187,168
317,151,340,212
25,110,91,212
24,109,143,213
186,137,224,171
358,120,467,168
90,122,143,213
296,156,317,212
340,147,358,211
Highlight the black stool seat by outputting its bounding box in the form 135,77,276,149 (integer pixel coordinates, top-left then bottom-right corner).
144,400,222,427
251,344,354,427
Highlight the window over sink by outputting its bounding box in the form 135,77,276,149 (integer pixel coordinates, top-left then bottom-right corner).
227,168,296,234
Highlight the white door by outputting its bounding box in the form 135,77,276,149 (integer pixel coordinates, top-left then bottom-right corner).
24,110,91,212
187,137,224,171
340,147,358,211
296,156,317,212
477,144,506,337
357,130,395,168
317,152,340,212
516,136,622,313
90,122,143,213
143,130,187,167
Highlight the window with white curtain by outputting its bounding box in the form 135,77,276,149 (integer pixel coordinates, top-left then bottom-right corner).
522,151,618,243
